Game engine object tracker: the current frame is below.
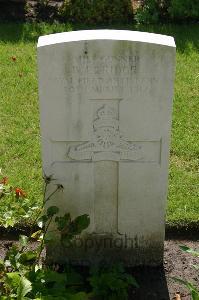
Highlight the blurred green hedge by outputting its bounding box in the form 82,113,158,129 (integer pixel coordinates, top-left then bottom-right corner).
59,0,134,24
14,0,199,24
135,0,199,24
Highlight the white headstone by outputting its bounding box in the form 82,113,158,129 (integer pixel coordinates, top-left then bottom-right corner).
37,30,176,266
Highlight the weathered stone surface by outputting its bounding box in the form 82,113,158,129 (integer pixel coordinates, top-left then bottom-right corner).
37,30,176,266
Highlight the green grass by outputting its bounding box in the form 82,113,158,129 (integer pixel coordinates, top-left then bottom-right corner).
0,23,198,227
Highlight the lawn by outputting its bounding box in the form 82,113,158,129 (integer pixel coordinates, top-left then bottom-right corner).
0,23,198,228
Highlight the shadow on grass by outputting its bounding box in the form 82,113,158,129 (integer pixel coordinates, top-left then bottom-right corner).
136,23,199,53
0,22,72,43
0,22,198,52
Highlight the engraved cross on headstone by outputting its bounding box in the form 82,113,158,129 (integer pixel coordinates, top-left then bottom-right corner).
52,99,161,234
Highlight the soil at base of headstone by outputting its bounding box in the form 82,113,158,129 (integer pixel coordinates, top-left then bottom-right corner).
0,238,198,300
130,240,199,300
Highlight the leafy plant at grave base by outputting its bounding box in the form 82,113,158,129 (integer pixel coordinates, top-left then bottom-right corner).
0,175,91,299
171,245,199,300
0,174,138,299
0,172,40,228
89,264,139,300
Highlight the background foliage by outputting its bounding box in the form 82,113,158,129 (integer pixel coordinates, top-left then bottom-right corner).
0,0,199,23
59,0,133,24
135,0,199,24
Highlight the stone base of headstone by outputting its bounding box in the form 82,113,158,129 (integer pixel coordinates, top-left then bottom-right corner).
46,233,164,266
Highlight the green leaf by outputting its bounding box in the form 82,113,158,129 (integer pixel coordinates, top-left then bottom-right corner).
60,233,73,247
19,251,37,265
0,259,5,271
4,218,15,228
72,214,90,234
19,235,28,247
191,290,199,300
171,276,191,286
55,213,71,231
31,230,43,240
89,264,136,299
171,277,199,295
4,259,11,267
31,206,40,210
37,215,48,228
191,264,199,271
5,245,21,270
17,276,32,299
179,245,199,257
43,270,67,284
44,232,55,244
47,206,59,217
34,264,42,272
6,272,20,289
125,274,139,288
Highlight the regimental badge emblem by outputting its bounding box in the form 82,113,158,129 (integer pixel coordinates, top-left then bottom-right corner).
68,104,143,161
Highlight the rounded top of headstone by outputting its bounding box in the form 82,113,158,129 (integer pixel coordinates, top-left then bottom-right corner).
37,30,175,48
